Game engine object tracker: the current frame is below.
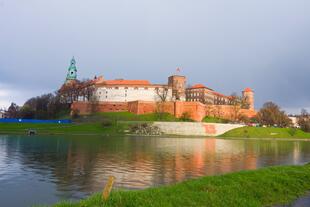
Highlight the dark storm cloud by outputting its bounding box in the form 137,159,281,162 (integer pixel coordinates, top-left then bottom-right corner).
0,0,310,112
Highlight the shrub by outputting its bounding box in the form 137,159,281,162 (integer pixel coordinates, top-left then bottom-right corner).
129,123,162,135
101,119,113,128
71,109,80,119
238,115,250,124
180,112,193,121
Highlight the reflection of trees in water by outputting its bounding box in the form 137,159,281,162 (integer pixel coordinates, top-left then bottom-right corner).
239,140,310,167
2,135,310,196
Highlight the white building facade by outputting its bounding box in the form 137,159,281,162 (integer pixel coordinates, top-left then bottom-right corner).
0,110,5,119
94,80,173,102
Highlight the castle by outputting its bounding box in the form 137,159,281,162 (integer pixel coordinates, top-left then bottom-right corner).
63,58,256,121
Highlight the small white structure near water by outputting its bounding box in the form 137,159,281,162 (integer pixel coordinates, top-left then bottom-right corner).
0,110,5,119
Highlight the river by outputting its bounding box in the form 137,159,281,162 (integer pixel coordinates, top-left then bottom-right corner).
0,135,309,207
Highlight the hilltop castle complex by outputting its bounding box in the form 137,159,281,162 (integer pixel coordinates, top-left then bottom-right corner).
62,58,255,121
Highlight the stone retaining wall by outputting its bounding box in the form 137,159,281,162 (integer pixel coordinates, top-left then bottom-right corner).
152,122,244,136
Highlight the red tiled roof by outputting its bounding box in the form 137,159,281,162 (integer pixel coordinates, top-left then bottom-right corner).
212,91,228,98
244,87,253,92
192,84,206,88
100,80,151,85
191,84,213,90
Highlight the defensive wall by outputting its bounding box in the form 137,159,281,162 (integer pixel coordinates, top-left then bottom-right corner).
71,102,128,114
71,101,256,122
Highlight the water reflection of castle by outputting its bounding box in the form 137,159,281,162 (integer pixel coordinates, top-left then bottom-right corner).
62,138,258,190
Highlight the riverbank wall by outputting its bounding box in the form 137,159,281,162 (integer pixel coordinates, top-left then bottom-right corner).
152,122,244,136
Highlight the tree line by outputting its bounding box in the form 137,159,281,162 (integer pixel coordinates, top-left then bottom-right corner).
6,93,70,119
6,80,95,120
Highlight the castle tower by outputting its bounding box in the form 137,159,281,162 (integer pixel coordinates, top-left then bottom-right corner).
66,57,77,83
242,88,254,110
168,75,186,101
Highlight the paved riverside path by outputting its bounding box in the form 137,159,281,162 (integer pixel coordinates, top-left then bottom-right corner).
277,193,310,207
289,193,310,207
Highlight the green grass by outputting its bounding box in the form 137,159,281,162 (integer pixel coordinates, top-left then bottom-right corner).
0,122,128,135
203,116,229,123
49,164,310,207
72,112,181,123
221,126,310,139
96,112,180,122
0,112,180,135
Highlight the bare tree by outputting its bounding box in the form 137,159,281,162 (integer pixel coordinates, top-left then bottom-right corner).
7,103,20,118
297,109,310,132
58,81,81,104
90,93,100,114
241,95,250,109
230,93,242,122
79,79,96,101
155,87,169,102
155,87,170,119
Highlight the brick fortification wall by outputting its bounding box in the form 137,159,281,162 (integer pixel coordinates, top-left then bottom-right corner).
71,101,128,114
72,101,256,121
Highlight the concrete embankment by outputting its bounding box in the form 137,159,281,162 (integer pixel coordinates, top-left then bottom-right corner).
152,122,244,136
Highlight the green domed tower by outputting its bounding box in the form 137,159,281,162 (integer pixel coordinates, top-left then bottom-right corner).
66,57,77,82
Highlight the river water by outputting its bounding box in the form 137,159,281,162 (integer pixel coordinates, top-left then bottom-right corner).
0,135,309,207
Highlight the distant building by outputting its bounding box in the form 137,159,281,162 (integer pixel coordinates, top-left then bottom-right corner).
289,116,299,128
0,110,5,119
94,78,173,102
92,75,188,103
186,84,231,105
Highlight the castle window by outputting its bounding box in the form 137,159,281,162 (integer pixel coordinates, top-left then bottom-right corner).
115,87,119,89
134,87,138,90
144,87,148,90
125,87,128,89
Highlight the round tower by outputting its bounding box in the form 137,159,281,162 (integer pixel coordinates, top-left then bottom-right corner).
242,88,254,110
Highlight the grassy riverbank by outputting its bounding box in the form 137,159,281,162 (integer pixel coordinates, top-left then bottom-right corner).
50,164,310,207
0,112,179,135
2,112,310,138
0,122,129,135
203,116,229,123
221,126,310,139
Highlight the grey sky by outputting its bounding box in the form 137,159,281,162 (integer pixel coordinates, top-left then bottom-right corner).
1,0,310,113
